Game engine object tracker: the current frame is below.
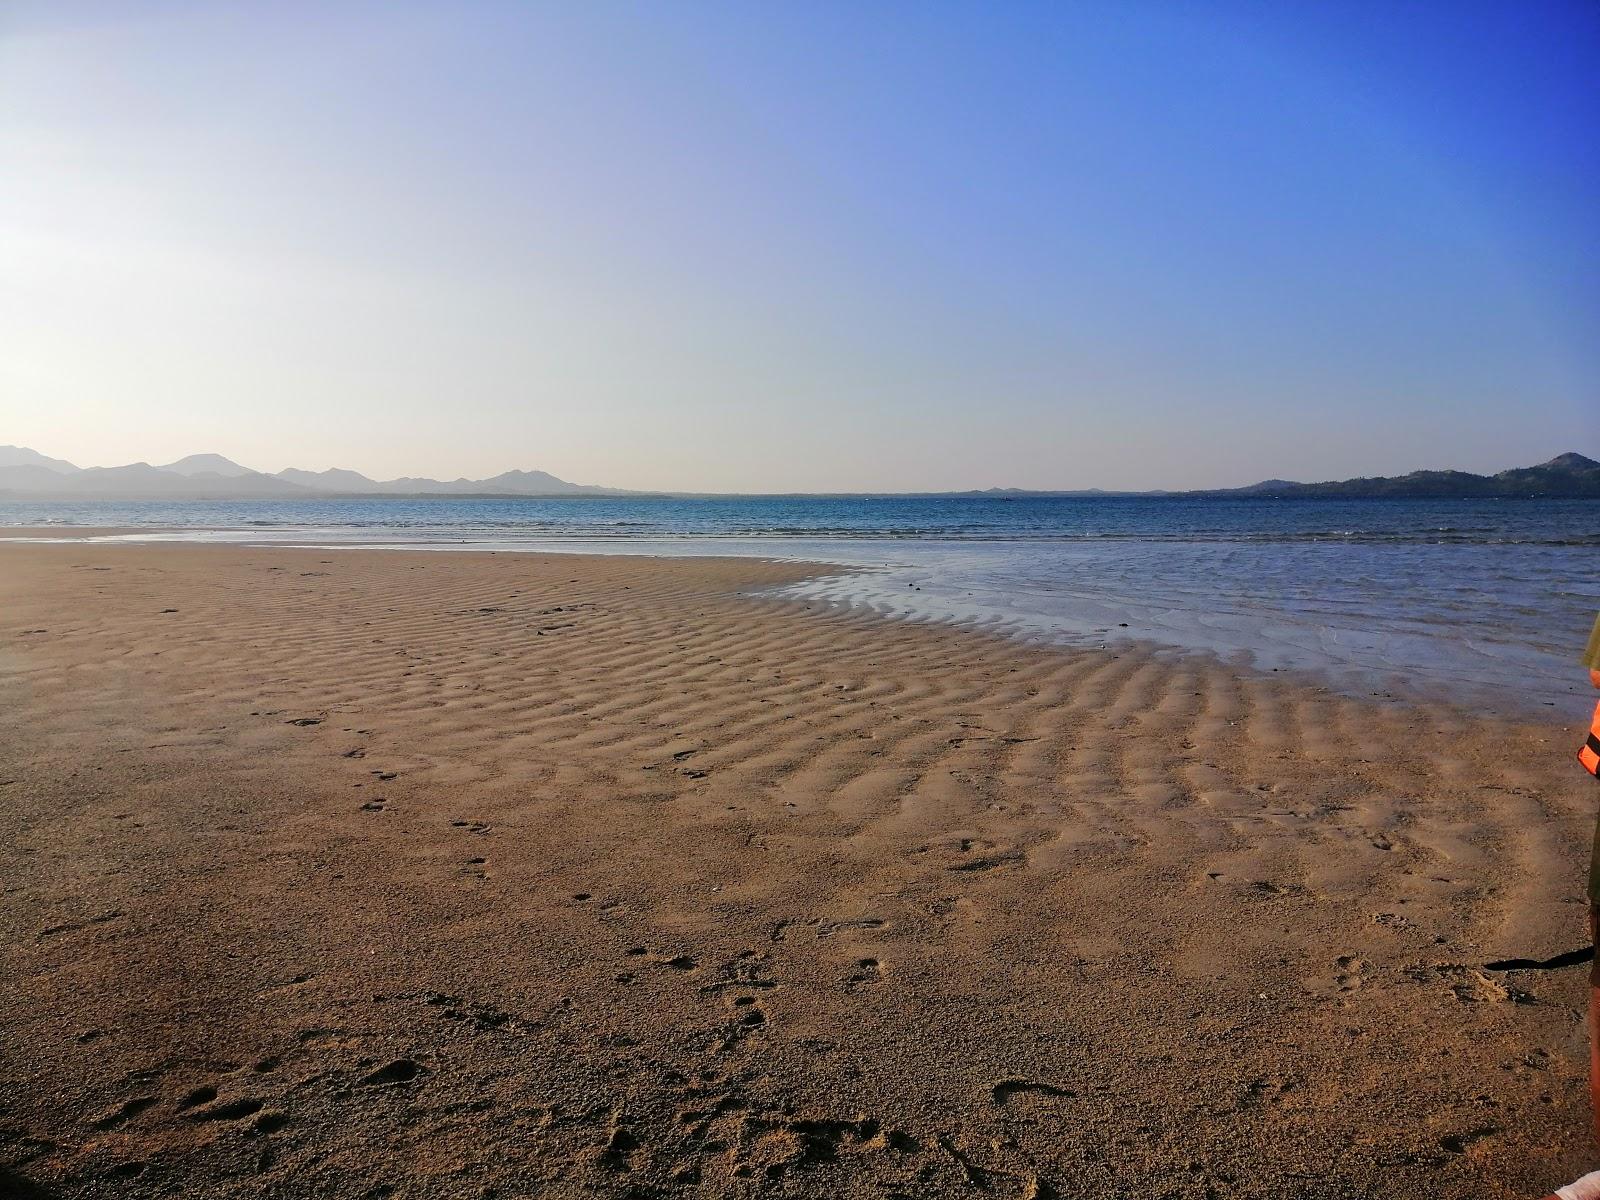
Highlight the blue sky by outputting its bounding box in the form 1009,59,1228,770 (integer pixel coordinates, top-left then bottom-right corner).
0,1,1595,490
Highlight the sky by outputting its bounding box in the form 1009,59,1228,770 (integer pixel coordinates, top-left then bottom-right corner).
0,1,1596,492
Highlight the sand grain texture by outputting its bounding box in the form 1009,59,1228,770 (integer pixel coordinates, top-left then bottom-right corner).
0,543,1594,1198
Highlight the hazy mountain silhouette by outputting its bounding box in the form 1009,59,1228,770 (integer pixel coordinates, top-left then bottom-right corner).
0,455,307,498
275,465,628,495
155,453,257,477
0,445,79,474
1,445,1595,500
1215,453,1599,498
277,466,387,492
916,455,1598,499
0,446,629,498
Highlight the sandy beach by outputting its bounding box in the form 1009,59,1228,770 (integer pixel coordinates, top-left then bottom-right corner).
1,539,1594,1198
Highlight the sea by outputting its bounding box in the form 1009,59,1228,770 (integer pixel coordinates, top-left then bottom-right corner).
3,495,1597,719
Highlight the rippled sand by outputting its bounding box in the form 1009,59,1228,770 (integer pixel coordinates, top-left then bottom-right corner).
0,542,1594,1197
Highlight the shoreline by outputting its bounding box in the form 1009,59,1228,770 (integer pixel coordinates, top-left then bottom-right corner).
1,540,1595,1197
2,523,1588,722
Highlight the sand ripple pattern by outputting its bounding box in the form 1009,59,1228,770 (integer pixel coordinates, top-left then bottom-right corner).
0,543,1595,1198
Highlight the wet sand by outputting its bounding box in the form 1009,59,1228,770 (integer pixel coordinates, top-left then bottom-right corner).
0,541,1595,1198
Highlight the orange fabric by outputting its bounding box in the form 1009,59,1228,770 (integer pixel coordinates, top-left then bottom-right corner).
1583,701,1600,778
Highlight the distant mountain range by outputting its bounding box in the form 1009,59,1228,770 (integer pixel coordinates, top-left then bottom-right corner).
1208,452,1600,499
893,453,1600,499
0,445,1596,500
0,446,634,499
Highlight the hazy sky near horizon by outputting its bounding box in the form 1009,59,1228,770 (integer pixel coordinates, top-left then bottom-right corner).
1,2,1596,492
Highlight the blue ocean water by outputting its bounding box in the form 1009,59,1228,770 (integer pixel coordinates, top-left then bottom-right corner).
3,495,1597,717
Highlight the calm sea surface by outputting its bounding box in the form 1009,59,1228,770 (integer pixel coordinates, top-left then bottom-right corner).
4,495,1596,717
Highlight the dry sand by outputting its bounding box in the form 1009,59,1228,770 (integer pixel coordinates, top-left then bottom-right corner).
0,541,1595,1198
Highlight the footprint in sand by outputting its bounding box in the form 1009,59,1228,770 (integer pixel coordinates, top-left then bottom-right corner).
992,1079,1074,1105
253,1110,290,1134
1334,955,1369,993
1438,1126,1500,1154
177,1085,217,1111
594,1115,642,1172
817,917,887,939
91,1096,157,1130
711,994,770,1051
1246,879,1308,897
1235,1076,1296,1110
184,1097,265,1123
1445,968,1518,1004
1409,964,1523,1004
947,851,1025,874
845,958,883,991
1372,911,1415,931
174,1084,266,1123
359,1059,425,1087
698,952,780,998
